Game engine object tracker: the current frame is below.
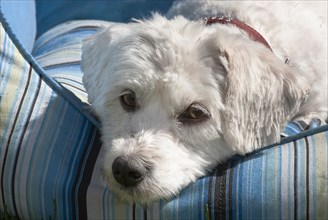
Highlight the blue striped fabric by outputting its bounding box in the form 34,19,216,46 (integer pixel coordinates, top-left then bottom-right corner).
281,119,322,137
1,17,328,220
33,20,112,103
0,18,102,219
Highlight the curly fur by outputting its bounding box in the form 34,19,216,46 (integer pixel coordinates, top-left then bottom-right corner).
82,1,327,203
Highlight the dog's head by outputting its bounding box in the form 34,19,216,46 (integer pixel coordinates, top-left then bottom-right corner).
81,15,309,204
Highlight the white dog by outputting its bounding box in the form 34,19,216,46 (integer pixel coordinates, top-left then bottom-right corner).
82,0,327,204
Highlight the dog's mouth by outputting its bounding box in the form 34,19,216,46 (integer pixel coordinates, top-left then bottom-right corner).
107,173,168,204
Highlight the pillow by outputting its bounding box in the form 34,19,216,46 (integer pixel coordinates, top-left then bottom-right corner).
0,0,36,52
0,15,101,219
1,16,328,219
33,20,113,103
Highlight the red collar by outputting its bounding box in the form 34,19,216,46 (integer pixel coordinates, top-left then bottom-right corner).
205,17,273,52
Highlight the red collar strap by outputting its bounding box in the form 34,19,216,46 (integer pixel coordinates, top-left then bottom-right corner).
205,16,273,52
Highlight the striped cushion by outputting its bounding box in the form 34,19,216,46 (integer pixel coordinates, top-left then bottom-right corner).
0,18,101,219
1,16,328,220
33,20,113,103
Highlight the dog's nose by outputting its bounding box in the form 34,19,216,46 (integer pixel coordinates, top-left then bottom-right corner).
112,156,147,187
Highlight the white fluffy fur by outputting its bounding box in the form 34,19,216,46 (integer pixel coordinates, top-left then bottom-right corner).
82,1,327,204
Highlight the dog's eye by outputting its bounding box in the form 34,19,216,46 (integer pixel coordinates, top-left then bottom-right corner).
178,104,210,124
120,91,138,112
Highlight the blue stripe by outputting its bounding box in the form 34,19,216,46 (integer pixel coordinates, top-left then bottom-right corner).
1,62,31,216
310,135,316,220
34,29,99,57
277,144,282,220
35,95,68,217
0,13,100,129
67,122,94,219
34,29,96,56
102,187,107,219
287,142,292,220
236,159,243,220
244,158,250,219
17,81,48,219
43,111,82,217
249,151,263,219
111,188,116,219
264,148,268,219
13,67,42,218
199,177,207,220
25,90,56,218
298,138,306,218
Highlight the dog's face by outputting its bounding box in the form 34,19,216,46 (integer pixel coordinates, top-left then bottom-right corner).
82,15,309,203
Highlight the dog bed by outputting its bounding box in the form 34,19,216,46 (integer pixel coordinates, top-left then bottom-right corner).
1,1,327,219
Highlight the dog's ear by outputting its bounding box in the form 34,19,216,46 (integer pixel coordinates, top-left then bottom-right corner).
81,24,133,113
209,36,309,154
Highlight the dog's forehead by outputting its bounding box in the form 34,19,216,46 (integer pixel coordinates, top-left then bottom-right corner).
106,18,224,110
118,27,216,86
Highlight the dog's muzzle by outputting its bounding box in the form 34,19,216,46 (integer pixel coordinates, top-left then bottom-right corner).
112,156,148,187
